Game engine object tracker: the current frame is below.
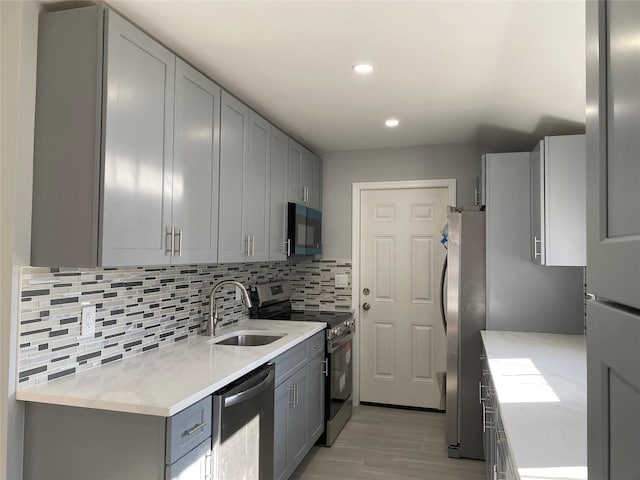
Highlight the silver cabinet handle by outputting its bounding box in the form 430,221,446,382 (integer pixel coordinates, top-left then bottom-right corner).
295,382,298,408
175,228,183,257
205,450,212,480
286,239,291,256
251,235,255,256
533,236,542,258
289,384,295,407
482,404,495,432
321,359,329,377
245,235,250,256
166,227,174,256
184,421,207,436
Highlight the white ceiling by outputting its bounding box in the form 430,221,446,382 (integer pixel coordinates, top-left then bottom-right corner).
52,0,587,153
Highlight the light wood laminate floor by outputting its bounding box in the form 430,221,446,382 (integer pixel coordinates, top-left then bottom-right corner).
291,405,486,480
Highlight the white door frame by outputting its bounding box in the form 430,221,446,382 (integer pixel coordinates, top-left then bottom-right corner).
351,179,456,407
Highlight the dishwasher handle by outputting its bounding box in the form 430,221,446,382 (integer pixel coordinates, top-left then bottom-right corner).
223,367,274,408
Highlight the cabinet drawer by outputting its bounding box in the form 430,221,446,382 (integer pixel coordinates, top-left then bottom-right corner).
308,331,325,359
165,438,211,480
274,341,308,386
166,396,212,465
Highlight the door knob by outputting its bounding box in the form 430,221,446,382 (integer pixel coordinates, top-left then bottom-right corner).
362,303,371,311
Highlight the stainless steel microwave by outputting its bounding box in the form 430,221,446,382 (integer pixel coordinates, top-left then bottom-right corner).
287,202,322,255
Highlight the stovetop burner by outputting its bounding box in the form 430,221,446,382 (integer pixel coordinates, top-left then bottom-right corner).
249,281,354,340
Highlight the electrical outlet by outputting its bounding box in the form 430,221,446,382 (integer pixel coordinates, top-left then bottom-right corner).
81,305,96,337
236,286,241,301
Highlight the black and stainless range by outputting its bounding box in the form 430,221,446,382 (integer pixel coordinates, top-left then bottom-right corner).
249,281,354,446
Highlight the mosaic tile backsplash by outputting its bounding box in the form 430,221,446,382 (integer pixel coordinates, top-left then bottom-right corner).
18,259,352,387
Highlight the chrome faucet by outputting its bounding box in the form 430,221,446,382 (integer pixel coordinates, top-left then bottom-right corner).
208,280,252,336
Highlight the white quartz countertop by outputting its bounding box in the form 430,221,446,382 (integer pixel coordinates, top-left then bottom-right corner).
17,319,325,417
481,331,587,480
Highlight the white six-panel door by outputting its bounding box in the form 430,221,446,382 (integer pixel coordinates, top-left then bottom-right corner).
359,187,448,408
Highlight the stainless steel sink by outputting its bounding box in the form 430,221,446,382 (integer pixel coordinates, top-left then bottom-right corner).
209,333,285,346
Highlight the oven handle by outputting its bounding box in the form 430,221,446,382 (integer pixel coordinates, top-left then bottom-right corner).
327,331,353,353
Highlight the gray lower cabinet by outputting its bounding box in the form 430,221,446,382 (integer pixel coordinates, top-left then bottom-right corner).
166,439,211,480
31,6,221,267
480,353,517,480
24,395,212,480
273,332,325,480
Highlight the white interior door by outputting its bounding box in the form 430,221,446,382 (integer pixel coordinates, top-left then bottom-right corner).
359,187,448,409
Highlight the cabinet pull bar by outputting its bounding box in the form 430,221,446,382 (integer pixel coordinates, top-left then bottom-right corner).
171,227,175,256
166,227,174,256
177,228,183,257
289,384,295,407
533,236,542,258
183,421,207,436
286,239,291,256
321,359,329,377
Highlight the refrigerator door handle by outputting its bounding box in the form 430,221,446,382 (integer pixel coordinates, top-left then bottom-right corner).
440,256,448,333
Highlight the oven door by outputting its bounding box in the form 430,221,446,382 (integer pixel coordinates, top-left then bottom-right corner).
327,331,353,420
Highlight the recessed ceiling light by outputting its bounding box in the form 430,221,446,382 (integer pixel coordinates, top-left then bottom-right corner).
385,118,399,127
353,64,374,74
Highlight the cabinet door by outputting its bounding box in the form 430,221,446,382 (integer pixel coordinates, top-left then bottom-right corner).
273,381,291,480
245,111,270,261
287,140,303,204
102,10,175,266
530,141,545,265
306,354,325,443
269,128,288,261
587,0,640,308
311,154,322,211
476,155,486,207
165,439,211,480
300,149,314,206
218,91,249,262
288,368,308,468
172,59,221,264
587,301,640,480
544,135,586,266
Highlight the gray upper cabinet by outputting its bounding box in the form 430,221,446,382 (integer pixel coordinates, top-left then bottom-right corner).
587,3,640,479
218,91,249,263
269,127,289,261
245,111,271,262
287,139,322,210
530,135,586,266
32,6,177,267
218,93,270,262
475,155,486,207
587,0,640,308
101,10,176,267
171,59,221,265
311,152,323,211
32,7,221,268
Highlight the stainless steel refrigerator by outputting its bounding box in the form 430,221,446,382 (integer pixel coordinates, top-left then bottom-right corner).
444,207,485,460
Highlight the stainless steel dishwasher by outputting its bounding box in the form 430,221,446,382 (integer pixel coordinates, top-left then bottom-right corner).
212,363,275,480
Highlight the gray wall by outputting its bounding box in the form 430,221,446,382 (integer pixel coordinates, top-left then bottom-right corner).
0,2,40,479
321,144,486,259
